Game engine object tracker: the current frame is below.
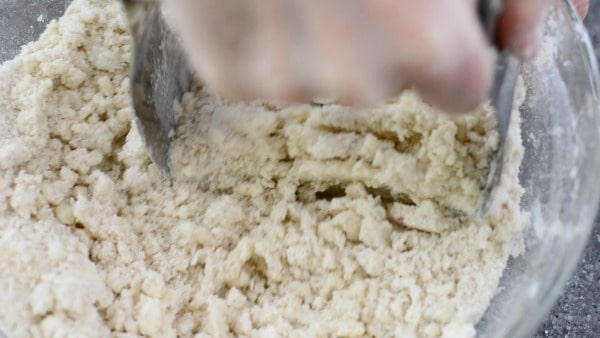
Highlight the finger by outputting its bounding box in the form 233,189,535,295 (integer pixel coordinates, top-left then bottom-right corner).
166,0,255,99
572,0,590,18
311,0,495,113
167,0,297,102
291,0,368,104
367,0,494,113
498,0,547,60
413,45,494,114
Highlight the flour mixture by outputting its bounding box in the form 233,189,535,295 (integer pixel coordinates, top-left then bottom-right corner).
0,0,526,337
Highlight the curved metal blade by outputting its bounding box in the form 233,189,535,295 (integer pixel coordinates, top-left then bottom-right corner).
476,0,519,217
123,0,192,178
478,52,519,217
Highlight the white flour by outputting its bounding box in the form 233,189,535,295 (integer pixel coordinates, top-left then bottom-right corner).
0,1,526,337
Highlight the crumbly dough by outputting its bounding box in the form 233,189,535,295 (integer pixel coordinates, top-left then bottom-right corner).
0,0,526,337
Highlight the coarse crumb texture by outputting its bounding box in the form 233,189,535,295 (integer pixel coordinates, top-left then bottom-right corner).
0,0,526,337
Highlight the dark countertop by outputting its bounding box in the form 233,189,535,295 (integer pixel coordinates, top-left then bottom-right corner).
534,4,600,337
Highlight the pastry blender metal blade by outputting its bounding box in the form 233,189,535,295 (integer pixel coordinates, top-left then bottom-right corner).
123,0,192,178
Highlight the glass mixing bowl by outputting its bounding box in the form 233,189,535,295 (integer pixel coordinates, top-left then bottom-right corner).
1,1,599,337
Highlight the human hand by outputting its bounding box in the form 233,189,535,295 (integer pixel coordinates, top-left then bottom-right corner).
168,0,589,113
498,0,588,61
